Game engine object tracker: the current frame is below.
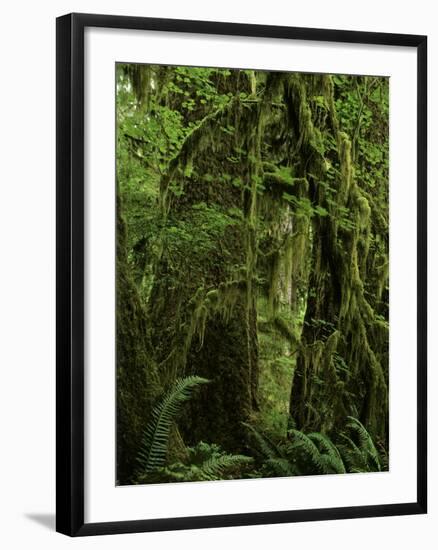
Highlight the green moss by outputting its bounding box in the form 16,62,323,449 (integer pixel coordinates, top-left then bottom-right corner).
116,194,161,484
287,74,388,443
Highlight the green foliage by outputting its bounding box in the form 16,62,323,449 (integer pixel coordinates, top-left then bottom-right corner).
136,376,209,475
117,64,389,484
245,418,384,478
161,203,238,268
141,442,253,483
255,299,300,437
339,416,386,472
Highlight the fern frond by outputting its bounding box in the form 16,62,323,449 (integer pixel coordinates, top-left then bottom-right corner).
319,453,346,474
308,432,339,457
287,429,327,473
346,416,381,471
339,446,368,473
265,457,296,477
200,454,253,480
136,376,209,474
308,432,346,474
243,422,282,459
339,433,362,457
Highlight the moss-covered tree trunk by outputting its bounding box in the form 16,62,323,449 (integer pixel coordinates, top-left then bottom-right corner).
146,92,269,453
286,76,389,443
116,195,160,484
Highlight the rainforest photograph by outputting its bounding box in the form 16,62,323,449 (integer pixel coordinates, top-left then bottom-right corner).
116,63,389,486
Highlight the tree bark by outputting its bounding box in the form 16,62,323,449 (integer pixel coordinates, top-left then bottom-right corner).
116,195,160,483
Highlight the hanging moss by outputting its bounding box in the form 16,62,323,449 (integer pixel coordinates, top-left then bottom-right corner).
116,194,161,484
286,73,388,445
146,90,273,452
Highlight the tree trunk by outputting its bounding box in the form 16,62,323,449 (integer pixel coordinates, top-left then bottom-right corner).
147,97,266,452
116,195,160,484
287,76,388,443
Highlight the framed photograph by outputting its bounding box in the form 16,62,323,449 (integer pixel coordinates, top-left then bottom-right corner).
56,13,427,536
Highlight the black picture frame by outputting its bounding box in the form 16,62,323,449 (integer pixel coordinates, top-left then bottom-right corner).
56,12,427,537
